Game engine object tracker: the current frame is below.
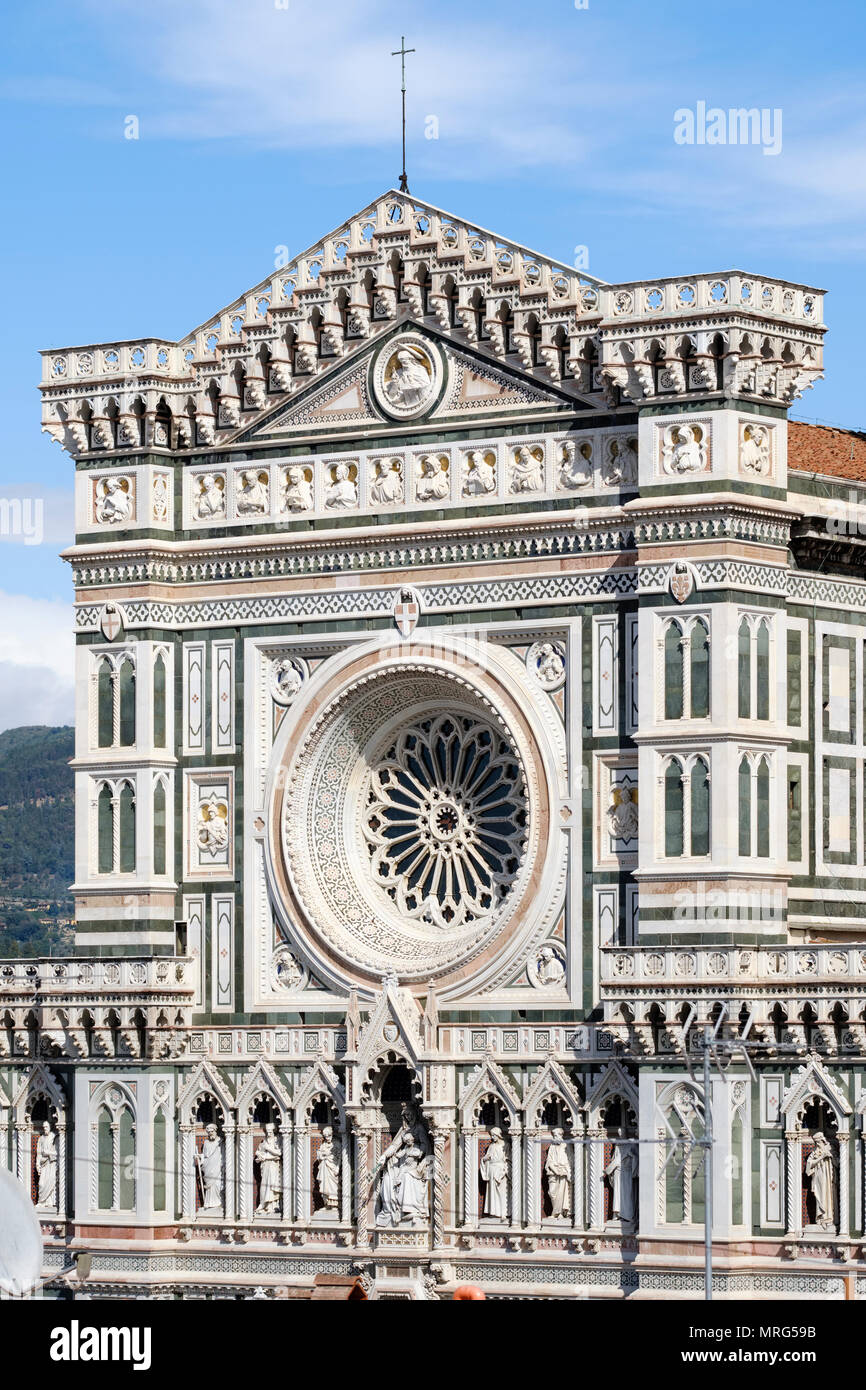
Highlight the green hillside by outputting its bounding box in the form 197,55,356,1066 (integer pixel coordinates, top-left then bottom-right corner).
0,725,75,956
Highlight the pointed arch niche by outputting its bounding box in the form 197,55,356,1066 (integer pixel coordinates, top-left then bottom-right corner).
293,1060,349,1225
458,1058,521,1228
523,1060,584,1229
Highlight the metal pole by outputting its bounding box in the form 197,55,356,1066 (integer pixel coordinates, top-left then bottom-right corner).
703,1034,713,1301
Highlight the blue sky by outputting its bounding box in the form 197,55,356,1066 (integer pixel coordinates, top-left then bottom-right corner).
1,0,864,728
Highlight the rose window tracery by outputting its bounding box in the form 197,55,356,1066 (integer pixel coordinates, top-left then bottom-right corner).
276,664,554,982
361,714,527,931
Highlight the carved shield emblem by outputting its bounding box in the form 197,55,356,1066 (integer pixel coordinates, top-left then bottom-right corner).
393,586,421,639
99,602,125,641
669,564,694,604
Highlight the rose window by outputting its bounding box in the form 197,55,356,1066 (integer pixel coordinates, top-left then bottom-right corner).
279,667,548,981
361,714,527,930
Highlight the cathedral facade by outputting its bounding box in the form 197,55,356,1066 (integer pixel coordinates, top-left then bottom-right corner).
3,189,865,1299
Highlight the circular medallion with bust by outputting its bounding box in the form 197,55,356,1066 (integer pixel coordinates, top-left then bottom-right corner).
372,334,442,419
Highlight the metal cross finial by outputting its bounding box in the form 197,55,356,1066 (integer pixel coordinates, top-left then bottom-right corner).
391,36,415,193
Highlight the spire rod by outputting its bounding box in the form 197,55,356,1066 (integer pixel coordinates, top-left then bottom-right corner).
391,35,415,193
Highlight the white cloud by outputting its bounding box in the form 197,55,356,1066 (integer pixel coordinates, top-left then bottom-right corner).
91,0,632,170
0,663,74,732
75,0,866,255
0,594,74,732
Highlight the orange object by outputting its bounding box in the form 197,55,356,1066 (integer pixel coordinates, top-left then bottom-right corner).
452,1284,486,1300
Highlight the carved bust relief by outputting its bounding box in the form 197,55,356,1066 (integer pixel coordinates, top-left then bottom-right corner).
372,334,442,418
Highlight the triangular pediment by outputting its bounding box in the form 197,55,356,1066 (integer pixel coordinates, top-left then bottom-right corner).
780,1055,852,1123
235,1060,293,1120
523,1058,584,1126
354,974,425,1076
459,1053,521,1120
294,1059,346,1119
585,1059,639,1121
238,320,581,445
11,1063,65,1116
176,1059,235,1120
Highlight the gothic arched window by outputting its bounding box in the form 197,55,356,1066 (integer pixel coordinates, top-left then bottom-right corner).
738,619,751,718
118,1107,136,1211
738,756,752,856
756,756,770,857
756,621,770,720
97,784,114,874
664,623,684,719
690,757,710,856
664,759,684,856
689,620,710,718
119,659,135,746
153,651,167,748
153,779,167,876
119,781,136,874
97,659,113,747
153,1110,167,1213
96,1105,113,1209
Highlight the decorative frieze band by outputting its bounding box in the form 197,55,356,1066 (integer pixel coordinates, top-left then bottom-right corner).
74,569,638,633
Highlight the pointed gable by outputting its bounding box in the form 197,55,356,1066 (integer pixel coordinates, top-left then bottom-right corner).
12,1063,65,1117
235,1060,292,1121
176,1059,235,1120
42,188,605,461
293,1059,346,1120
355,973,425,1079
459,1052,521,1122
780,1054,852,1123
585,1059,639,1122
523,1057,584,1126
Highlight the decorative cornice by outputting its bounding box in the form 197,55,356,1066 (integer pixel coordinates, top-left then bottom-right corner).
39,191,826,460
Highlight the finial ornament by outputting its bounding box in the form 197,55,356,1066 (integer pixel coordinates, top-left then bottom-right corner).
391,36,415,193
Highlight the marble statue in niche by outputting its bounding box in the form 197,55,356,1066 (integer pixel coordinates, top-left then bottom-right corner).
198,1124,223,1212
544,1129,571,1219
480,1127,509,1219
370,458,404,505
95,477,133,525
237,469,269,514
463,450,496,496
254,1123,282,1215
35,1121,57,1209
805,1132,836,1230
416,455,449,502
195,473,226,520
374,1104,431,1227
197,798,229,857
283,466,313,512
662,424,706,475
325,462,358,509
603,437,638,486
608,785,639,841
604,1131,638,1223
510,444,544,493
558,440,592,489
741,423,771,475
315,1125,341,1212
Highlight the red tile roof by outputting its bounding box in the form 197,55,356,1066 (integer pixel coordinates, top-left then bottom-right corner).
788,421,866,481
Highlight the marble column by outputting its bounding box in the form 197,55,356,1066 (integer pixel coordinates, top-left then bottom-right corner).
784,1129,799,1235
838,1131,849,1237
